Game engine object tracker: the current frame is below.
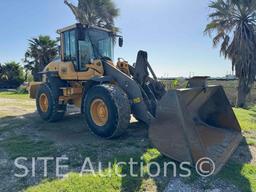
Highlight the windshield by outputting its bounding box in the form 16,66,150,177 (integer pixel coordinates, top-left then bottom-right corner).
88,29,114,59
78,28,114,70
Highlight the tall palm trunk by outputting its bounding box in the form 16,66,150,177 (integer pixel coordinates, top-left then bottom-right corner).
236,78,247,107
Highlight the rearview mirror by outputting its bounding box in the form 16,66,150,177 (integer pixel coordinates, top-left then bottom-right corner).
118,37,123,47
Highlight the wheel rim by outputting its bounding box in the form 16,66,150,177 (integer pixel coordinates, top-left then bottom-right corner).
90,99,109,126
39,93,49,112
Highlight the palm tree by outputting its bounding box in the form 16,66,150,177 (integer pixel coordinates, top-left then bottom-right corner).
24,36,58,81
1,62,24,82
64,0,119,32
205,0,256,107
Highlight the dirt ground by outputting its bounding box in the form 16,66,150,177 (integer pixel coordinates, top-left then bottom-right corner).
0,96,255,192
0,97,153,191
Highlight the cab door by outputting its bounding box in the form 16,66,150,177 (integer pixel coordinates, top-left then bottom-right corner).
63,29,78,70
78,36,94,71
59,29,78,79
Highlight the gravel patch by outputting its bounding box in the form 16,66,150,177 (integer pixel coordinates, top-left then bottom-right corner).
164,177,240,192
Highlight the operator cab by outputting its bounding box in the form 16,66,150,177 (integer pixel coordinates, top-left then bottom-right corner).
57,23,123,71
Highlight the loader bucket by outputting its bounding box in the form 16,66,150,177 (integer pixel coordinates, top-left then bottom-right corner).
149,86,242,174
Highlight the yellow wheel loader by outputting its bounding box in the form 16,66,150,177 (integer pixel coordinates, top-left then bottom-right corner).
29,23,242,174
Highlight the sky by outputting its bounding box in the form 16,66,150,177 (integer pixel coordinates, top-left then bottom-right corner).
0,0,233,77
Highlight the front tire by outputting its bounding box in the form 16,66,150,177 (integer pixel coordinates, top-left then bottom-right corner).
36,84,66,122
84,84,131,138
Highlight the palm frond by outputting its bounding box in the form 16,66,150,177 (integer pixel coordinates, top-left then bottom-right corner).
65,0,119,32
206,0,256,100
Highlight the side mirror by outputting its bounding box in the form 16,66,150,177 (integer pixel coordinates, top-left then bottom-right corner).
118,37,123,47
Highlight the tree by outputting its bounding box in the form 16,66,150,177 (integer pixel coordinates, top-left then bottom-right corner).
0,63,3,80
205,0,256,107
64,0,119,32
24,36,58,81
0,62,24,88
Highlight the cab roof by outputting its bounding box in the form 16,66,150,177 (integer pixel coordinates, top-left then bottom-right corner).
57,23,113,34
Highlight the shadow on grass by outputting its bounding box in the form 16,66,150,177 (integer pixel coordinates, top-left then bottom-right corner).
0,113,36,133
216,136,254,192
0,112,254,192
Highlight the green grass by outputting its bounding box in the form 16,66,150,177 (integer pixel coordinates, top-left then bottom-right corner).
233,107,256,131
0,136,57,159
218,107,256,192
246,138,256,146
0,91,29,100
218,161,256,192
26,169,122,192
23,148,187,192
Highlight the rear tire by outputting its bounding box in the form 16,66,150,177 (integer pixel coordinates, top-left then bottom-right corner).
36,84,66,122
84,84,131,138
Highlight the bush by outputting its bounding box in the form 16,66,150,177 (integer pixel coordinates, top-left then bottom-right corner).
161,78,188,90
16,84,28,94
0,62,25,89
26,73,34,82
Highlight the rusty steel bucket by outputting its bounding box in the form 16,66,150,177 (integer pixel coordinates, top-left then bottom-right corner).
149,85,242,174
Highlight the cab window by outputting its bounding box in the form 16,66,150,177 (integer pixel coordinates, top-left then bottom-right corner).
78,36,94,71
63,30,78,69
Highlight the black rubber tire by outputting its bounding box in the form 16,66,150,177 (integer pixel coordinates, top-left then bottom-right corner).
36,84,66,122
84,84,131,138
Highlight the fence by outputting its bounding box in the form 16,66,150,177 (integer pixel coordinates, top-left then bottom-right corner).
160,79,256,106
